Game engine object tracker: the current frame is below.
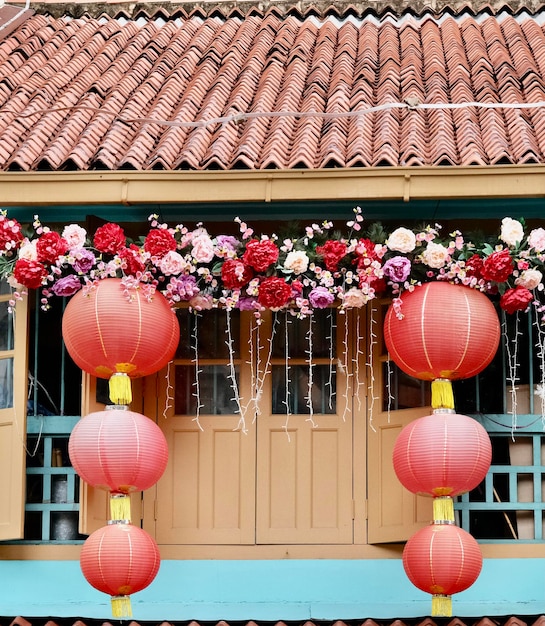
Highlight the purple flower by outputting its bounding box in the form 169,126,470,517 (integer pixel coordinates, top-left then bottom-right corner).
308,286,335,309
71,248,96,274
215,235,239,252
383,256,411,283
51,275,82,297
167,275,200,301
237,296,259,311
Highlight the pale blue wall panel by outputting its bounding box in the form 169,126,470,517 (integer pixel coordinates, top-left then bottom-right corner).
1,559,543,620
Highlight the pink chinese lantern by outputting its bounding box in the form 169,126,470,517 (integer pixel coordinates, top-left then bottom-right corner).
62,278,179,405
68,406,168,520
383,282,500,409
80,522,160,618
403,523,483,616
393,411,491,521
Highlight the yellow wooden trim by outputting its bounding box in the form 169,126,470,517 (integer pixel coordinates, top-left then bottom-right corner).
1,542,544,561
0,165,544,205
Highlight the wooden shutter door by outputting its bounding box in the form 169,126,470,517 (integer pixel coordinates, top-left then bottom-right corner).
153,309,256,545
367,407,433,543
256,310,354,544
79,374,144,534
0,290,28,540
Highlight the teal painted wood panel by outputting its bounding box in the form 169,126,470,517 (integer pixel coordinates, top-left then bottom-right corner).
1,559,544,621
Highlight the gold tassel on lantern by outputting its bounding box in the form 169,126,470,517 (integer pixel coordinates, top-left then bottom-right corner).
111,595,132,618
432,593,452,617
433,496,455,523
109,372,132,405
431,379,454,410
110,494,131,522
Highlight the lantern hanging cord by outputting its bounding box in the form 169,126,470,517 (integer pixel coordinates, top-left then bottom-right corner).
8,99,545,131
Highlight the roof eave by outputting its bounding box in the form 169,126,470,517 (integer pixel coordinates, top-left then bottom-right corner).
1,165,544,207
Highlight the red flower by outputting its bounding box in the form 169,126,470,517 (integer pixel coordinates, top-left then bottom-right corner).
13,258,48,289
242,239,279,272
144,229,177,258
221,259,254,290
500,286,534,314
465,253,484,279
354,238,379,268
257,276,292,309
93,223,126,254
316,239,347,272
481,249,514,283
0,216,23,254
36,231,69,264
118,244,146,276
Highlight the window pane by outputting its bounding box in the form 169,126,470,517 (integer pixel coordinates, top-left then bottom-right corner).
272,364,336,414
0,357,13,408
0,300,14,351
175,309,240,360
382,362,430,410
271,310,336,359
175,364,240,415
0,281,12,296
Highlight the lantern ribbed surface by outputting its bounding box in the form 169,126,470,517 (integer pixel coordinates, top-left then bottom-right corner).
80,523,160,597
383,282,500,381
402,523,483,596
68,408,168,493
62,278,180,380
393,412,492,497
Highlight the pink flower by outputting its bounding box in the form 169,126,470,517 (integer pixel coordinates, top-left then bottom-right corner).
158,250,188,276
61,224,87,249
191,233,215,263
51,275,82,297
342,287,369,308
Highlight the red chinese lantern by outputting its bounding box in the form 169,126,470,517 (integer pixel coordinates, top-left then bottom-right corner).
403,523,483,616
393,411,491,521
80,522,160,618
383,282,500,409
69,406,168,520
62,278,179,405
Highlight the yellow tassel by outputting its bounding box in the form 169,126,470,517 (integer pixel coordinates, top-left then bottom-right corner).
110,494,131,522
109,372,132,405
433,496,455,523
431,379,454,410
111,595,132,618
431,594,452,617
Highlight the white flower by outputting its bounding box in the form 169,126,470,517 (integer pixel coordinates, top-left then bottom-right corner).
342,287,369,308
500,217,524,247
422,241,449,268
62,224,87,249
515,269,543,290
284,250,309,275
18,238,38,261
387,227,416,253
528,227,545,252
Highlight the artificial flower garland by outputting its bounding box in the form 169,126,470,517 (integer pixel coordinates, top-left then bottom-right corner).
0,208,544,319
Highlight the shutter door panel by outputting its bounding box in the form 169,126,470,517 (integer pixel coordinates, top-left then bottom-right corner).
367,408,432,543
256,415,353,544
0,294,28,540
155,415,256,544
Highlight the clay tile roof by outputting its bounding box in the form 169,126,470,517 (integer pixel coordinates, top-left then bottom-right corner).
2,6,545,171
3,618,545,626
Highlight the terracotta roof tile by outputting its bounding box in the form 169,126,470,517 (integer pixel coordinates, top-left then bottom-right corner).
2,9,545,170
